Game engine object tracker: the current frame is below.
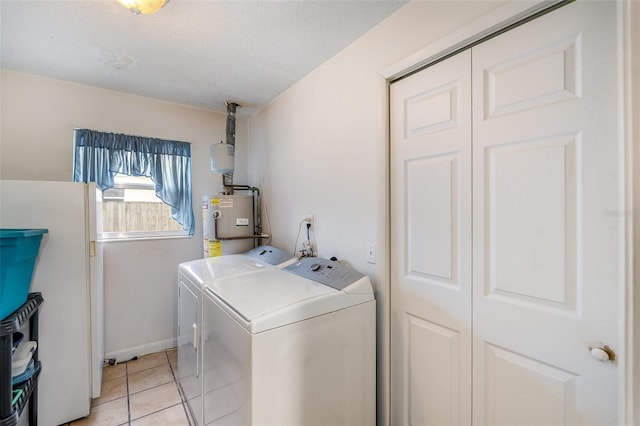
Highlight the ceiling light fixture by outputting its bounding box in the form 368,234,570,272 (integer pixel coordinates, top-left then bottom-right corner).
117,0,169,15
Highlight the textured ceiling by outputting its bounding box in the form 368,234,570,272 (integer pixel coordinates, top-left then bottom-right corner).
0,0,406,116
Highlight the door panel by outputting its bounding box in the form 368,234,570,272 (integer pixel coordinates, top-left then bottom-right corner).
472,2,620,424
177,280,202,425
406,154,457,282
486,134,579,309
202,292,250,425
407,315,461,426
484,35,581,119
390,50,472,426
484,344,578,426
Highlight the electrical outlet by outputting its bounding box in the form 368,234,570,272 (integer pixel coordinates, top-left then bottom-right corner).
366,242,376,264
303,215,314,227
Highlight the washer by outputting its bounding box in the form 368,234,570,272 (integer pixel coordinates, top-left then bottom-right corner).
177,245,296,425
201,257,376,425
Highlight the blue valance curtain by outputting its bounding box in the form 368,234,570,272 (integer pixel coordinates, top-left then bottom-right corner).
72,128,195,235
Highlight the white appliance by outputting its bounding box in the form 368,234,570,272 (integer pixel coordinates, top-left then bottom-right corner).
0,180,103,425
201,257,376,425
177,245,296,425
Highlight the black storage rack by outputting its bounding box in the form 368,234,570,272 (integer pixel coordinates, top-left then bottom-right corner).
0,293,43,426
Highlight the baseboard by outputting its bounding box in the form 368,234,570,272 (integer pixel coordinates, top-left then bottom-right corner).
104,337,177,365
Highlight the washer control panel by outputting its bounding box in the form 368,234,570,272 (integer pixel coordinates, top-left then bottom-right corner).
284,257,365,291
245,245,293,266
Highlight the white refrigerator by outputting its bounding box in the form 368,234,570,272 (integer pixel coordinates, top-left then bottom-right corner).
0,180,104,425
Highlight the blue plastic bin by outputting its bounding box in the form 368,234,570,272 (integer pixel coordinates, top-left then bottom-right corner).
0,229,48,319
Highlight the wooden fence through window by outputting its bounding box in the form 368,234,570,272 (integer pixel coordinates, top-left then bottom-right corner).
102,201,184,233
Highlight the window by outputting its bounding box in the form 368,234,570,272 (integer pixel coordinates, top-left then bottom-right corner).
72,129,195,239
100,175,186,239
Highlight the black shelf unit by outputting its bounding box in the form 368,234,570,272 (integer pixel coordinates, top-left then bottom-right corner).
0,293,43,426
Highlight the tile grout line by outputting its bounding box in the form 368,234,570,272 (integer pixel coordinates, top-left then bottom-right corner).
125,362,132,425
165,349,193,426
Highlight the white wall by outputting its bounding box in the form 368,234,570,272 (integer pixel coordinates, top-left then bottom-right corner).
0,69,247,358
247,2,506,424
630,0,640,418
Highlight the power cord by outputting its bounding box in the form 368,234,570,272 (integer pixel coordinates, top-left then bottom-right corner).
303,223,315,257
294,218,316,258
262,198,273,245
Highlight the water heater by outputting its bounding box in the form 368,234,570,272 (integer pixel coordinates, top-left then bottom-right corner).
202,194,254,257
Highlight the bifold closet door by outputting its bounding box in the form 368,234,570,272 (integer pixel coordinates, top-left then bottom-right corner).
390,50,472,425
471,1,621,425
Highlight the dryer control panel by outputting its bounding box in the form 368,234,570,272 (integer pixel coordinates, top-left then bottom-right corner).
284,257,365,291
245,245,293,266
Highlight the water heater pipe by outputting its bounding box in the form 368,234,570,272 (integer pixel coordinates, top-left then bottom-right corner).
222,102,239,194
212,186,270,244
213,219,270,241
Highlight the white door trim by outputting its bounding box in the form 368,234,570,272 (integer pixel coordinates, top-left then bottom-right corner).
382,1,636,424
621,0,639,423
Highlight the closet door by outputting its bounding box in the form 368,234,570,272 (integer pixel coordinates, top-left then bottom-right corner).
390,50,472,425
472,1,621,424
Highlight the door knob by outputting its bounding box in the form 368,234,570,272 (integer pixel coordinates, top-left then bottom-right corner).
589,345,615,362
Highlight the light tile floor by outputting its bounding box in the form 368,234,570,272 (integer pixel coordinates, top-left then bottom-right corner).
63,349,194,425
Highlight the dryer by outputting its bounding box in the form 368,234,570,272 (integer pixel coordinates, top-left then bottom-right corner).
201,257,376,425
177,245,296,425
